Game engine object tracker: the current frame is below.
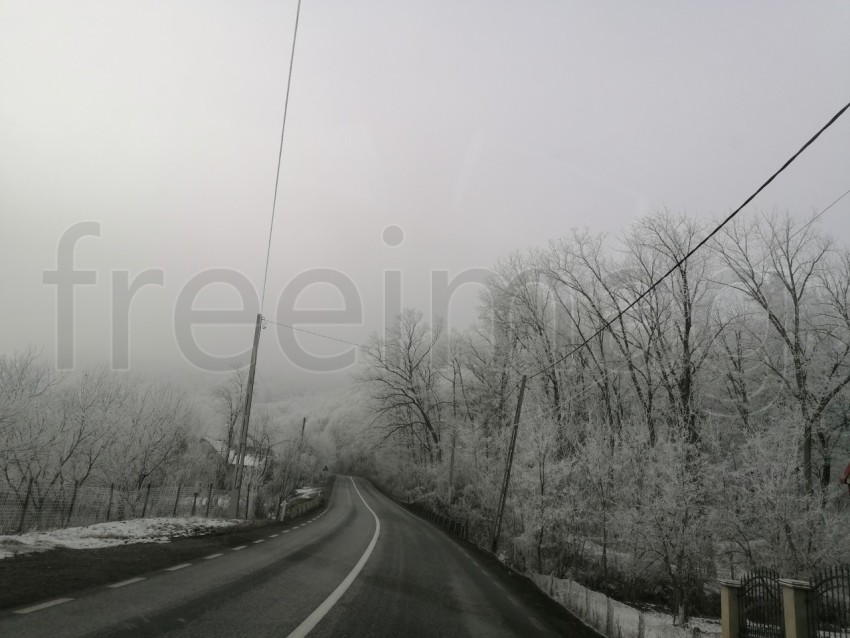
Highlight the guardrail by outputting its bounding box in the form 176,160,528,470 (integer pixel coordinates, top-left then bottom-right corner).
280,495,322,522
404,501,468,541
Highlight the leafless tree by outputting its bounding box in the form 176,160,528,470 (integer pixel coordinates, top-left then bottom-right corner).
360,309,446,462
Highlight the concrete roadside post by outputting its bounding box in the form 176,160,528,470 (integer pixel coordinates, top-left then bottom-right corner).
718,579,742,638
141,484,152,518
105,483,114,522
172,484,181,517
779,579,813,638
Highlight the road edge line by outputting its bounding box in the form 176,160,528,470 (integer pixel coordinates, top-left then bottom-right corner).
14,598,73,614
285,476,381,638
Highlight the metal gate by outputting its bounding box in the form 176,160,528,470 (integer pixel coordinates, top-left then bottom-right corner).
810,565,850,638
740,569,784,638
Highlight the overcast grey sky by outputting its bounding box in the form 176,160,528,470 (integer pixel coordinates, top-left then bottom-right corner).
1,1,849,392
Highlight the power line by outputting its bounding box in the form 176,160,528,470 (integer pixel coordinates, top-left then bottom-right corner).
510,186,850,422
263,318,362,348
526,98,850,382
819,188,850,217
260,0,304,314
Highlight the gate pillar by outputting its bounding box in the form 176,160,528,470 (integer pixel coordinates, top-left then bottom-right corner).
778,580,812,638
719,579,742,638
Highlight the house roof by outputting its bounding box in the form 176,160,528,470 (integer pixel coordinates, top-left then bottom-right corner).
201,437,266,468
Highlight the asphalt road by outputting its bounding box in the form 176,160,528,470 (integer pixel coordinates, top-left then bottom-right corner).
0,477,598,637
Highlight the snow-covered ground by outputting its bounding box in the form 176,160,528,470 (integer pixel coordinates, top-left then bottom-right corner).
0,517,241,560
644,611,721,635
529,572,721,638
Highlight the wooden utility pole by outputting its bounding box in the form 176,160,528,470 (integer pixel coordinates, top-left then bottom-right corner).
490,375,527,554
229,313,263,518
295,417,306,487
448,430,457,502
448,366,457,502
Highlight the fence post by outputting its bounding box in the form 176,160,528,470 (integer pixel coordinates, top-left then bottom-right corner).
172,484,181,517
105,483,114,522
244,483,251,519
276,495,283,520
191,491,198,516
779,579,813,638
205,483,213,517
141,484,152,518
718,579,742,638
17,477,34,534
280,501,288,521
66,480,79,526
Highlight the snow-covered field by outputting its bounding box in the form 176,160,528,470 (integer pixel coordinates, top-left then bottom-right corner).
0,517,241,560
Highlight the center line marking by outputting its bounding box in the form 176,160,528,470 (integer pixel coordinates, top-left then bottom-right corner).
107,577,146,588
204,553,223,560
286,477,380,638
283,530,291,534
253,539,264,544
269,534,279,538
15,598,73,614
232,545,247,551
165,563,191,571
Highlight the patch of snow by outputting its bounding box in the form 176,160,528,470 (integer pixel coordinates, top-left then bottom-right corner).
643,611,721,633
0,517,241,560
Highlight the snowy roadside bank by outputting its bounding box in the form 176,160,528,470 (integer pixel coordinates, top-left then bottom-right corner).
0,517,242,560
528,572,720,638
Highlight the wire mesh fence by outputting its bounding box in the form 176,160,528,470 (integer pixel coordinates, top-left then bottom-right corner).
0,480,248,534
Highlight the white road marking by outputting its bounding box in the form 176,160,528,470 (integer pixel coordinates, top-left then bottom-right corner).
269,534,279,538
232,545,247,551
165,563,191,571
286,477,381,638
204,553,223,560
253,539,265,544
107,577,146,589
283,530,291,534
14,598,73,614
530,616,545,630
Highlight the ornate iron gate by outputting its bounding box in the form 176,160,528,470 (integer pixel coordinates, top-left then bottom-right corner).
810,565,850,638
740,569,784,638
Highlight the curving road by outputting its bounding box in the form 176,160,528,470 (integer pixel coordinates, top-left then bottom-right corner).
0,477,596,637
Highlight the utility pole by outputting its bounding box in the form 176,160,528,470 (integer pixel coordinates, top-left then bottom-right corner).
448,365,457,503
295,417,306,487
228,313,263,518
448,430,457,503
490,375,527,554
